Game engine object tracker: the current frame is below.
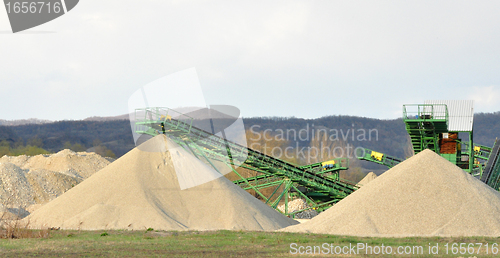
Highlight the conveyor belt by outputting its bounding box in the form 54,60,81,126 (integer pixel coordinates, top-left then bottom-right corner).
481,139,500,187
134,107,357,215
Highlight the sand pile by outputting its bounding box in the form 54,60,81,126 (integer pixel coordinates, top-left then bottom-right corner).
0,150,110,210
25,135,298,231
357,172,377,187
0,150,110,179
278,199,318,219
282,149,500,237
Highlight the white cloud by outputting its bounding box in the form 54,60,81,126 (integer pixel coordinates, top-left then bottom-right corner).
1,1,500,120
471,86,500,112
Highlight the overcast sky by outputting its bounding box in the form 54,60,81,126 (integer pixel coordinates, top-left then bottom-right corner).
1,1,500,121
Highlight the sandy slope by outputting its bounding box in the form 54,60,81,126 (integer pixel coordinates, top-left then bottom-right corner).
26,135,297,231
357,172,377,187
282,150,500,237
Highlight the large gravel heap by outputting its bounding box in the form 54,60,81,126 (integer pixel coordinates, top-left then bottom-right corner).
282,149,500,237
0,150,110,213
357,172,377,187
26,135,298,231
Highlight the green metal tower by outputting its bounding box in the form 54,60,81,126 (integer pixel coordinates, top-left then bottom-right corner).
403,101,476,174
357,100,500,191
403,104,449,155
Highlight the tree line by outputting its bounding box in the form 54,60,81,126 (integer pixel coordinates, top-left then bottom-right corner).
0,112,499,167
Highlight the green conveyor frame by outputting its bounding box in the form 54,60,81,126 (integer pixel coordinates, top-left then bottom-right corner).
134,107,358,217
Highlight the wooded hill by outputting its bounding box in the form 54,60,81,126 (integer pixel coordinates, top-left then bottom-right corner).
0,112,499,169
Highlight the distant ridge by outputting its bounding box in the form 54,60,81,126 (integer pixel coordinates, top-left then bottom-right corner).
83,114,129,122
2,111,500,162
0,114,130,126
0,118,52,126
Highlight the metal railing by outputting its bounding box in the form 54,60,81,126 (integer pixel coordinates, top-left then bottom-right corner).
134,107,194,134
403,104,449,121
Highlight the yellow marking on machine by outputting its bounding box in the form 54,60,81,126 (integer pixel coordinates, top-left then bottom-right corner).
160,115,172,121
322,160,336,170
371,151,384,161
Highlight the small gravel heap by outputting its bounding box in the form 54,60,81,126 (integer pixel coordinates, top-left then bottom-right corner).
1,149,110,179
278,199,318,219
0,150,110,213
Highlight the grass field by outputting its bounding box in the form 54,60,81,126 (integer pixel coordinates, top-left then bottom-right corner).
1,229,500,257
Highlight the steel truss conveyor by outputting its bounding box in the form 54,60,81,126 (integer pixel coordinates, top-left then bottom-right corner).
480,139,500,189
134,107,357,217
355,147,403,168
